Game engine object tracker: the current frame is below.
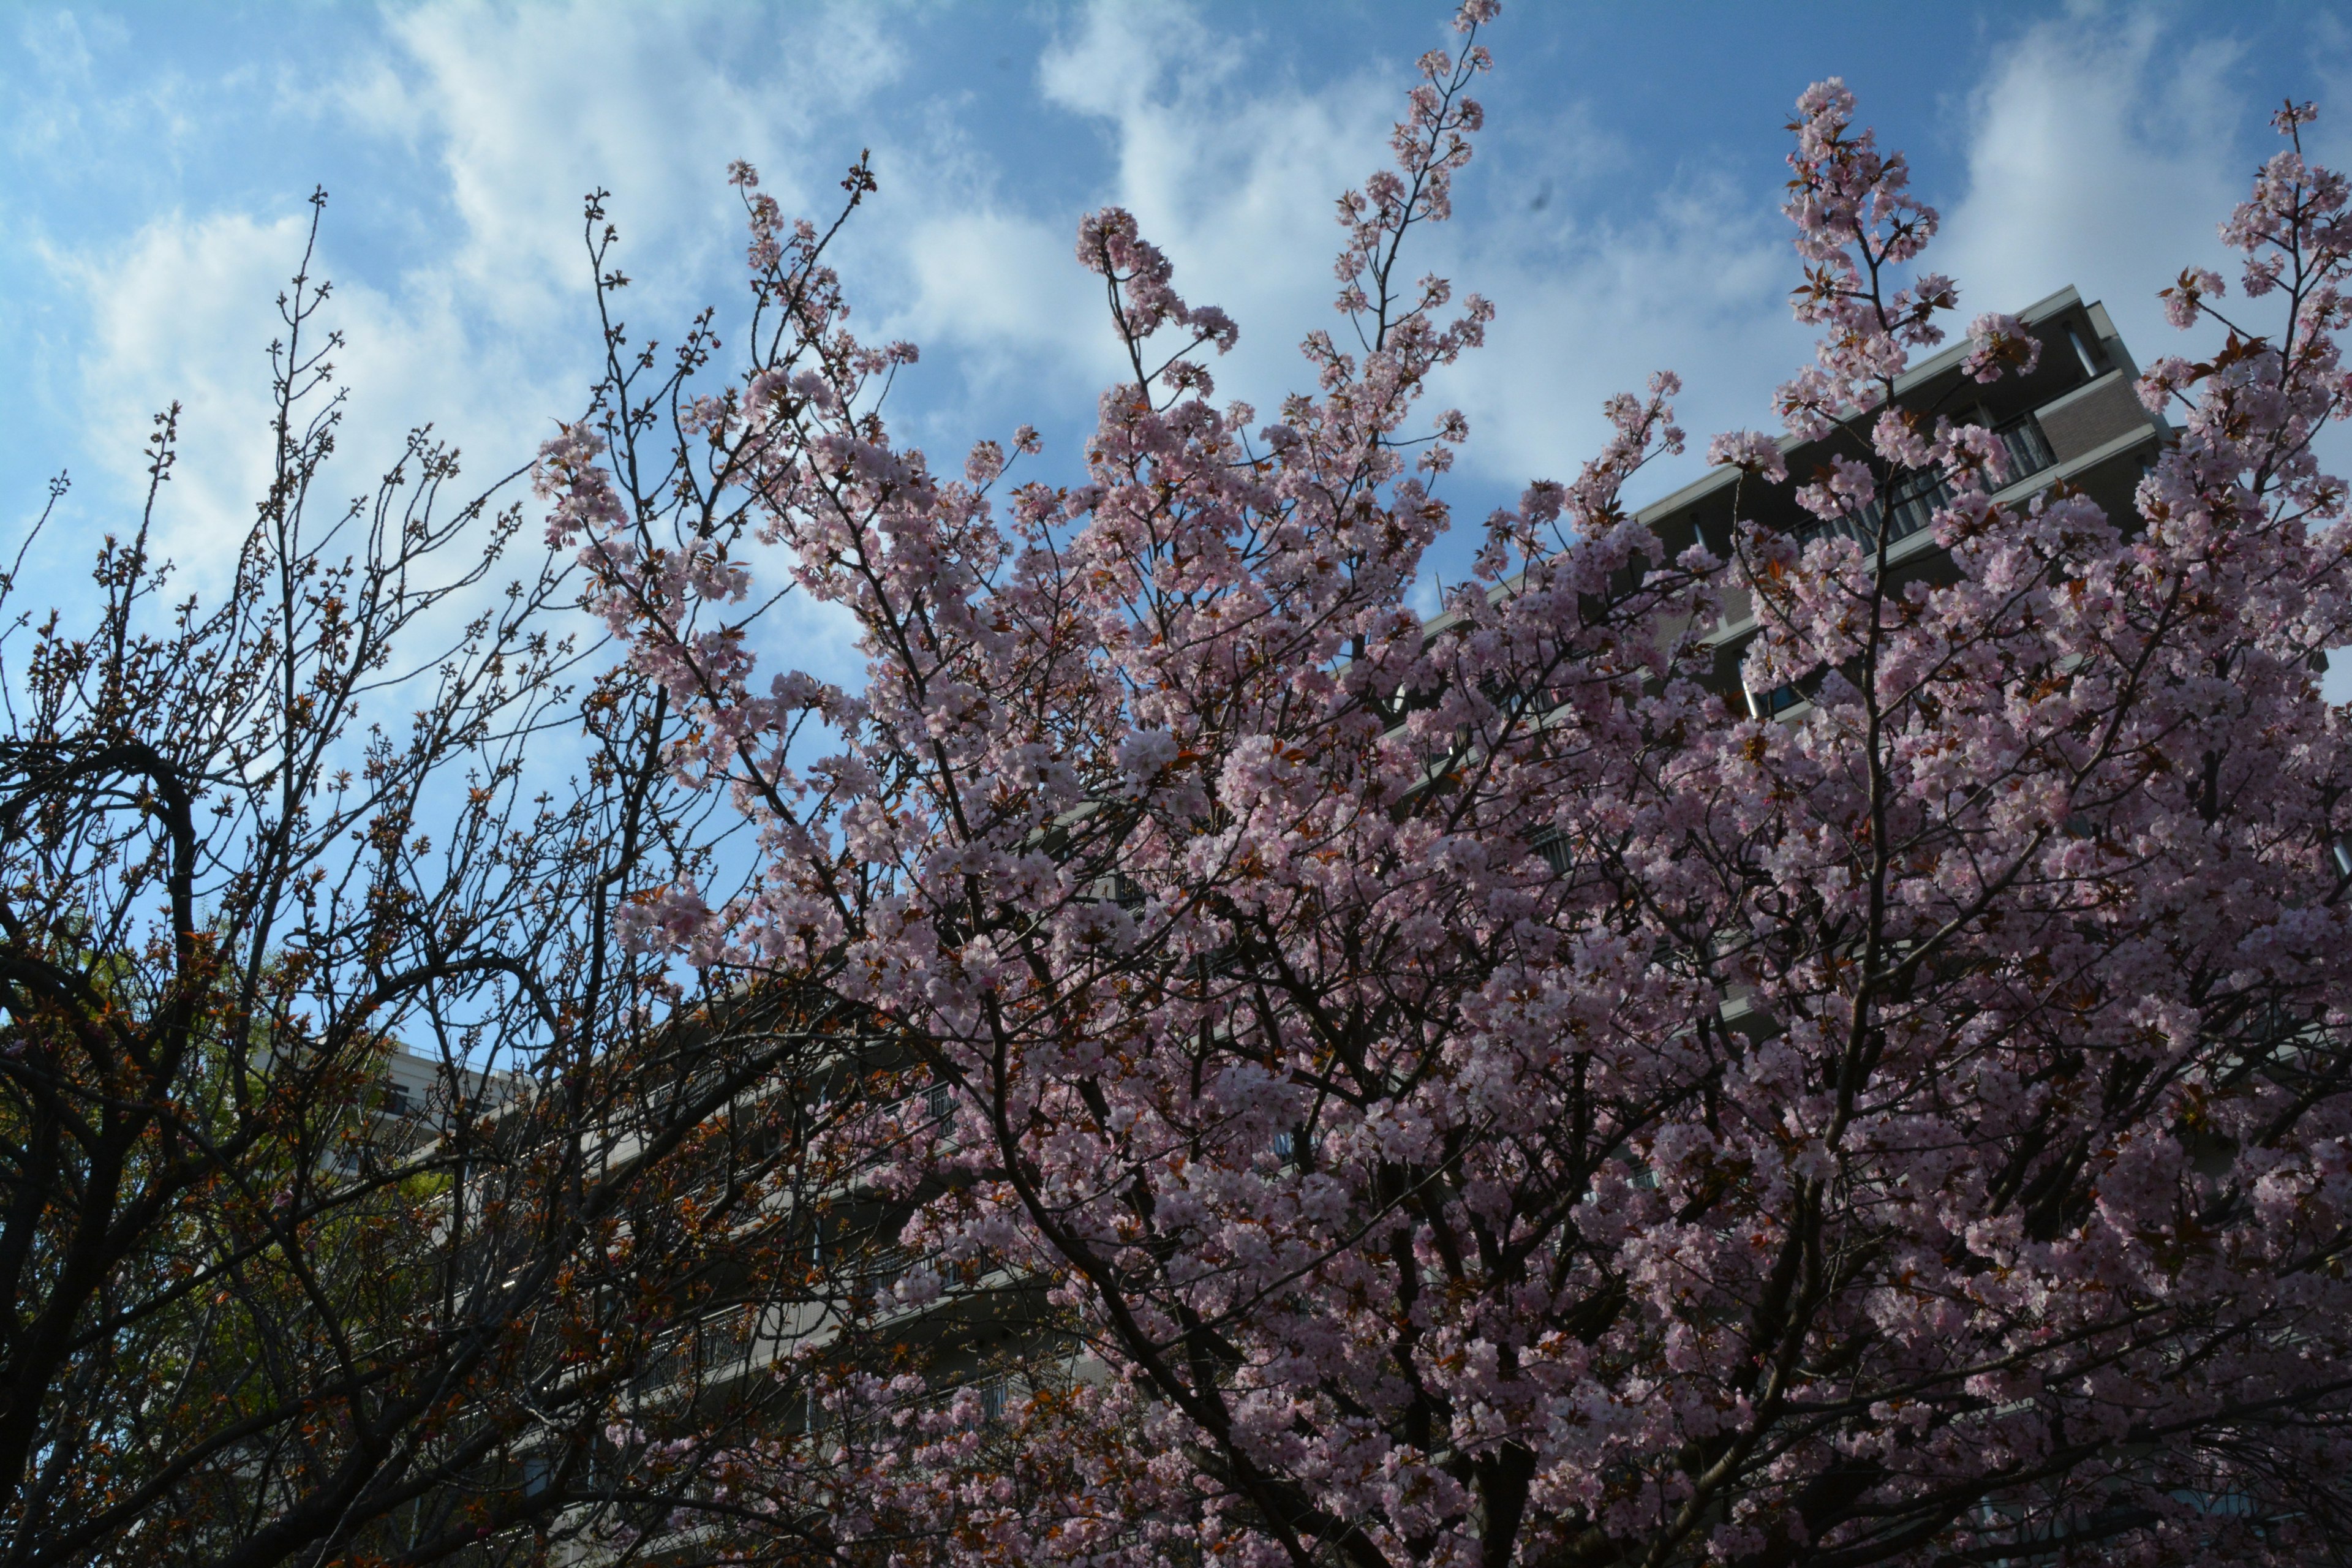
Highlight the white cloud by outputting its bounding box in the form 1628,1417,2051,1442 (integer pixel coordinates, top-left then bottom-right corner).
873,1,1401,424
1422,173,1800,506
42,0,1792,600
870,0,1803,530
8,9,109,160
55,197,582,584
344,0,916,679
33,0,2352,701
43,0,925,673
1937,9,2250,365
55,208,321,579
894,206,1120,391
349,0,908,322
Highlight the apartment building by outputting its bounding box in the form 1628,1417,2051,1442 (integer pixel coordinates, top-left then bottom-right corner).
1646,284,2168,715
324,1041,524,1181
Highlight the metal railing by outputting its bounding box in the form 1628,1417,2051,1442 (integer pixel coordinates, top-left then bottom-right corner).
1796,412,2055,551
1752,413,2060,718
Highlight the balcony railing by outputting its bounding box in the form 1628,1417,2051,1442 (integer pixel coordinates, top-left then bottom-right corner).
1796,412,2055,551
1751,412,2066,718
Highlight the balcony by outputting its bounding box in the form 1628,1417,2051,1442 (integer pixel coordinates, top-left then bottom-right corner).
1795,412,2056,552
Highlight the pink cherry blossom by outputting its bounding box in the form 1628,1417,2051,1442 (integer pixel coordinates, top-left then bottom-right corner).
546,21,2352,1567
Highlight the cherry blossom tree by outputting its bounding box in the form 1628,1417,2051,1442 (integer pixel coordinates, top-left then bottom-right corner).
548,6,2352,1564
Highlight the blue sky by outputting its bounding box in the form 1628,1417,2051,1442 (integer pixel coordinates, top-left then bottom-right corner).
4,1,2350,692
